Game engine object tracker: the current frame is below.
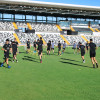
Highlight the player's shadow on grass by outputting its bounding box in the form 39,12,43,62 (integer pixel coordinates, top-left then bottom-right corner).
22,58,39,63
24,56,38,60
22,56,39,63
64,52,75,54
60,61,92,68
19,52,25,54
61,58,80,62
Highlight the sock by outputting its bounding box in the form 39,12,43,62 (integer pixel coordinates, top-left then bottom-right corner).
7,64,9,67
93,64,95,68
96,63,98,68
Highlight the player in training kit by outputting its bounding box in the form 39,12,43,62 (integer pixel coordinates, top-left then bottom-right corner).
62,41,66,54
77,42,80,54
26,39,31,53
33,40,37,51
86,41,89,53
38,37,43,63
89,39,98,68
73,41,76,54
51,41,54,54
1,39,11,68
12,38,18,62
36,39,40,55
58,41,61,56
47,40,51,55
79,42,85,63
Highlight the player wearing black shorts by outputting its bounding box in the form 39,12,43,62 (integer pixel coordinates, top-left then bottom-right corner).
77,42,80,54
36,39,40,55
38,37,43,63
89,39,98,68
1,39,11,68
62,41,66,54
58,41,61,56
79,42,85,63
12,38,18,62
86,41,89,53
47,40,51,55
33,40,37,51
26,39,31,53
51,41,55,54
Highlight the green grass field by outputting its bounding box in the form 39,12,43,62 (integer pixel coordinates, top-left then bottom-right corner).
0,46,100,100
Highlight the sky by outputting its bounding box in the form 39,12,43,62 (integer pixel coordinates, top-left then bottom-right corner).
28,0,100,7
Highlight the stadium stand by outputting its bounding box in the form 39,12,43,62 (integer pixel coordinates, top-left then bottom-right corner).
0,32,14,44
63,35,85,45
41,34,64,45
85,36,100,46
16,22,27,28
0,22,14,31
16,32,39,44
30,23,59,32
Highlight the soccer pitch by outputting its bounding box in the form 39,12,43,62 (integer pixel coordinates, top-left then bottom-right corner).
0,46,100,100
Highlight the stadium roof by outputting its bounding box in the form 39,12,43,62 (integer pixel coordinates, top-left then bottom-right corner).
0,0,100,19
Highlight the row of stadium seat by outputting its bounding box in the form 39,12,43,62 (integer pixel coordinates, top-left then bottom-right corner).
0,22,14,31
63,35,85,45
30,23,59,32
16,32,39,44
0,32,14,44
41,34,63,45
0,31,100,46
0,21,99,35
0,22,59,32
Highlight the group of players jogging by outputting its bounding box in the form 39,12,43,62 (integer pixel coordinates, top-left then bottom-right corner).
73,39,98,68
1,38,18,68
0,37,99,68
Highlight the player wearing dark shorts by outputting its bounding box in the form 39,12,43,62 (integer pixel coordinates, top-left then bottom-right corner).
1,39,11,68
77,42,80,54
73,41,76,54
38,37,43,63
79,42,85,63
62,41,66,54
86,41,89,53
26,39,31,53
47,40,51,55
36,39,40,55
12,38,18,62
58,41,61,56
89,39,98,68
33,40,37,51
51,41,54,54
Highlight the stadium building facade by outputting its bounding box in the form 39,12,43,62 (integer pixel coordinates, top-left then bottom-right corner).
0,0,100,46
